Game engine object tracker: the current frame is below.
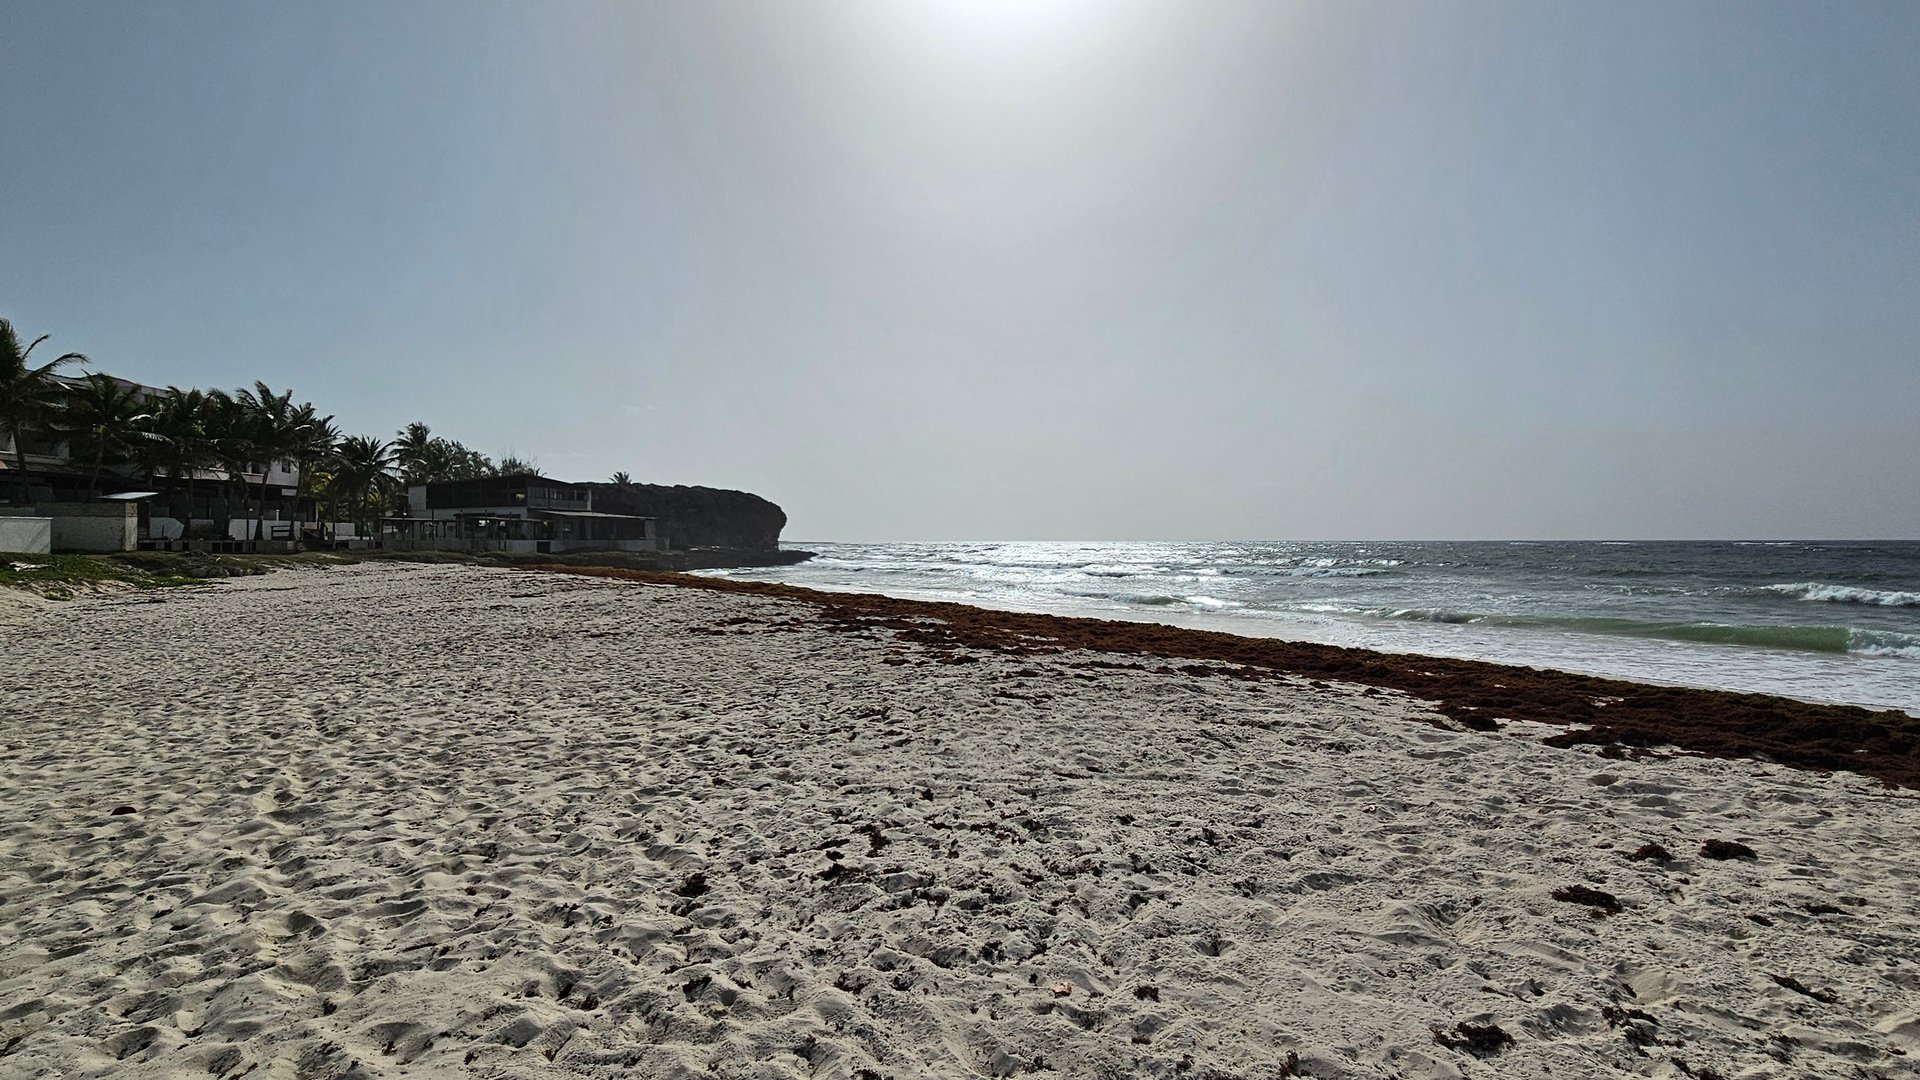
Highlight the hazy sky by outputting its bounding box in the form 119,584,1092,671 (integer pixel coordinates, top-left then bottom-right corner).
3,1,1915,540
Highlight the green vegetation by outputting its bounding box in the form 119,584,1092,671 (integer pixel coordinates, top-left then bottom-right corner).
393,421,498,486
0,545,795,599
0,549,481,597
0,552,204,596
62,373,155,498
2,319,89,505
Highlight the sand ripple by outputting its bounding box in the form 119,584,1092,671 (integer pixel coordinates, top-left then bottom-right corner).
1,564,1916,1078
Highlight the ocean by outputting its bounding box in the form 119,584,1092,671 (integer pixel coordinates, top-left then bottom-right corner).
701,540,1920,715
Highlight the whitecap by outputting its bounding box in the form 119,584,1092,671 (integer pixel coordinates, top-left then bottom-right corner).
1849,629,1920,659
1766,582,1920,608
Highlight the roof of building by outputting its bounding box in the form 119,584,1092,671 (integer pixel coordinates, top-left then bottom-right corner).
421,472,578,488
537,509,655,521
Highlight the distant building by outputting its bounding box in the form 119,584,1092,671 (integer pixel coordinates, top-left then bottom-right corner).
392,474,657,554
0,372,312,551
1,372,661,555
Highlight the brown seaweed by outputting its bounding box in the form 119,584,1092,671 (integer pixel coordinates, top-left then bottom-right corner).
523,566,1920,789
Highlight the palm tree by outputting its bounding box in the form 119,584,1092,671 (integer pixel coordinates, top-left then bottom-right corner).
395,422,502,484
291,404,339,539
394,421,439,485
60,374,155,497
610,471,632,486
141,387,216,538
301,458,342,536
1,318,88,504
200,390,255,537
237,382,308,540
496,454,538,477
331,435,395,536
291,404,338,480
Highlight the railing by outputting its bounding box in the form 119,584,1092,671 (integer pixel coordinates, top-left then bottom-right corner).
138,538,303,554
387,537,544,554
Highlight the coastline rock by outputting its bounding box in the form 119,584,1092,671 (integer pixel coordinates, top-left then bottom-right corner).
586,483,788,551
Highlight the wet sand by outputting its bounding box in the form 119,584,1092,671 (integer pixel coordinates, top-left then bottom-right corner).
1,562,1916,1079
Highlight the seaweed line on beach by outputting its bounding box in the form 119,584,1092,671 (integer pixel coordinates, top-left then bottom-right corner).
518,564,1920,790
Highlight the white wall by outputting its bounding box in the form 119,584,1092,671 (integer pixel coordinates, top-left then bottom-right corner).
37,503,138,552
55,516,132,552
0,517,54,554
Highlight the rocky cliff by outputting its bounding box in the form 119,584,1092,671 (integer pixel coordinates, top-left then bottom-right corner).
585,483,789,552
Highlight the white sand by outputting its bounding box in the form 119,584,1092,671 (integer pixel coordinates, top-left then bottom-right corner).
1,562,1916,1079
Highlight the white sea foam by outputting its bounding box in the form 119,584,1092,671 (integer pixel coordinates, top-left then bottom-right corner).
1766,582,1920,608
1183,595,1240,608
1850,629,1920,659
1386,608,1482,624
1230,565,1385,578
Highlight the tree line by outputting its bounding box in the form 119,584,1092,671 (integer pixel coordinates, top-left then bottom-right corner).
2,318,537,537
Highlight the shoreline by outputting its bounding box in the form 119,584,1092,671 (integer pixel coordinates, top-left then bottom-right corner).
700,571,1920,714
713,540,1920,717
530,565,1920,791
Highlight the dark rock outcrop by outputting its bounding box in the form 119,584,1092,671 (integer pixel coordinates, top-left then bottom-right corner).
585,483,788,551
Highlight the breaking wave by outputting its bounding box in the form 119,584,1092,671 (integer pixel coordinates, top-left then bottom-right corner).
1764,583,1920,608
1384,608,1482,624
1105,593,1244,610
1852,630,1920,659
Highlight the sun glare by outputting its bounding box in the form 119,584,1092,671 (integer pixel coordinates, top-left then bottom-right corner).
911,0,1105,46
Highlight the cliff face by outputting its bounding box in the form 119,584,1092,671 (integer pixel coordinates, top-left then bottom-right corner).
585,483,787,551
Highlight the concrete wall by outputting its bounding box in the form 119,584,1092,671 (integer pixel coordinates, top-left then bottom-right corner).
0,516,54,554
387,538,543,554
148,517,294,542
139,539,300,554
34,502,138,553
385,537,659,554
551,538,658,553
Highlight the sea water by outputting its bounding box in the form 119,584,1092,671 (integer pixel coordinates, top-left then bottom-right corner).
702,541,1920,715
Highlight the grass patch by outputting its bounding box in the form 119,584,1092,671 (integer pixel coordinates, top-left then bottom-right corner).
0,548,521,597
2,544,797,599
107,550,368,577
0,552,203,594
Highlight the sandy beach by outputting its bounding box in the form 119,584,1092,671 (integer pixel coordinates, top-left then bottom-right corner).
2,562,1917,1079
